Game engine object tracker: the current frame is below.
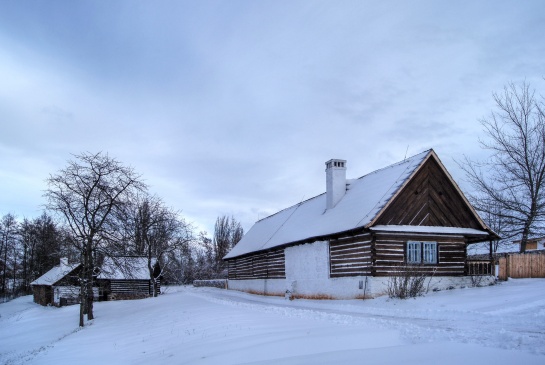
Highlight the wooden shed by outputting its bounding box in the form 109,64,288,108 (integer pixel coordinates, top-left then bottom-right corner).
96,256,161,300
224,149,499,298
30,258,82,306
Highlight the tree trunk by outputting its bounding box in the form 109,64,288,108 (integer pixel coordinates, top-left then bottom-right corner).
22,242,28,294
520,222,531,253
11,244,17,295
148,244,158,298
1,238,7,294
79,273,85,327
86,238,94,320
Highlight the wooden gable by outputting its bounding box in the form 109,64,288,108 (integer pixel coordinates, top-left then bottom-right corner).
374,155,483,229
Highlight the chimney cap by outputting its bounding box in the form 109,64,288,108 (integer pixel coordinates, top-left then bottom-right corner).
325,159,346,169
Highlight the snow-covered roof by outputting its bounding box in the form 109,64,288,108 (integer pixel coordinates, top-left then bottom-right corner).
31,263,81,286
97,256,156,280
225,150,432,259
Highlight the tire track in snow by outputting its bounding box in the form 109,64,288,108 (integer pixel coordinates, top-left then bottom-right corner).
187,287,545,355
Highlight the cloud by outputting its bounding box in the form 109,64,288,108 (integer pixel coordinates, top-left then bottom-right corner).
0,1,544,233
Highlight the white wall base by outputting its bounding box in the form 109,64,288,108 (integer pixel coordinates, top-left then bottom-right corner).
227,279,287,296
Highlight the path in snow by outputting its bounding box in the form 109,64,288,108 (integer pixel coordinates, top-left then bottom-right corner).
188,280,545,356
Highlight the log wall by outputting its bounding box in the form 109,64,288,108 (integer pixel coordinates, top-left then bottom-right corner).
32,285,53,306
373,233,467,277
329,233,373,277
106,279,158,300
227,249,285,280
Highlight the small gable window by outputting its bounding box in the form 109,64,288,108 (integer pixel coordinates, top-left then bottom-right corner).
406,241,437,264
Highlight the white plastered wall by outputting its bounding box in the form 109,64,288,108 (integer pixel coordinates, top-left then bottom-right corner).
284,241,373,299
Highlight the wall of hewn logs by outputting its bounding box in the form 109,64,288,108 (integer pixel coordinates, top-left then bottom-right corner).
373,233,467,276
329,233,373,277
227,249,285,280
227,232,470,280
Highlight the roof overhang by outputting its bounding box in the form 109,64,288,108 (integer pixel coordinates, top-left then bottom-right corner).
370,225,498,243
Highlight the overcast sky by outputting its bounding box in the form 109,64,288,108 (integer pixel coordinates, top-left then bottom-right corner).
1,1,544,234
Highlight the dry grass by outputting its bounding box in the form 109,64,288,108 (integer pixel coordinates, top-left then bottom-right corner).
234,289,375,300
244,290,284,297
354,294,375,300
291,293,334,300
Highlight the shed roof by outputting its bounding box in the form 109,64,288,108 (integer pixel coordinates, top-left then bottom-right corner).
97,256,156,280
225,149,494,260
31,263,80,286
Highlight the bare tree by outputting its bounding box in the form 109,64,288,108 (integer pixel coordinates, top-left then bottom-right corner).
468,199,512,255
0,213,19,295
213,215,243,275
130,195,193,296
45,152,146,326
461,81,545,252
19,213,67,294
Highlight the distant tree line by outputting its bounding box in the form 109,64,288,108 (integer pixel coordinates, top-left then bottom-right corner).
0,152,243,322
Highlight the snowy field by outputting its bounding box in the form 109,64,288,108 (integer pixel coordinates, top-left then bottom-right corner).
1,279,544,365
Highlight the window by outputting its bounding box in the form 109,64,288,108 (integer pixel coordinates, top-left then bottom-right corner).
407,241,421,264
406,241,437,264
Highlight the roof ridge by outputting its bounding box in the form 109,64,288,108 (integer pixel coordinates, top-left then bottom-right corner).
355,149,432,181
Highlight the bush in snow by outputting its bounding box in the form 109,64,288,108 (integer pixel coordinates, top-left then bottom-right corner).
469,275,495,288
386,264,435,299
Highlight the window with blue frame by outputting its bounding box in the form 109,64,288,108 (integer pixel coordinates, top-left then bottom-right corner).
406,241,437,264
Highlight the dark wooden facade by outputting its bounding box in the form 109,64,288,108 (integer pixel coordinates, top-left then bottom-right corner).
227,249,285,280
98,278,161,300
375,158,482,231
372,232,467,276
32,285,53,306
329,233,373,277
228,231,469,280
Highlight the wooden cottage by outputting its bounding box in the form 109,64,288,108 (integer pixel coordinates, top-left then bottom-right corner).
30,258,83,306
224,150,499,299
96,256,161,300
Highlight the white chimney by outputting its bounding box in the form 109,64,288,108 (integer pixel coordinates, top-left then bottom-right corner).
60,257,68,267
325,159,347,209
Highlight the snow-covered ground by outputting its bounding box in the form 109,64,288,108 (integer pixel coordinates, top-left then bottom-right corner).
1,279,544,365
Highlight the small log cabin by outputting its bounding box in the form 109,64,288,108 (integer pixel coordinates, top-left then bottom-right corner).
31,258,89,306
224,149,499,299
96,256,161,300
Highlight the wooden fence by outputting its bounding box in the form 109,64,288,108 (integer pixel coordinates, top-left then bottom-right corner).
498,252,545,280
